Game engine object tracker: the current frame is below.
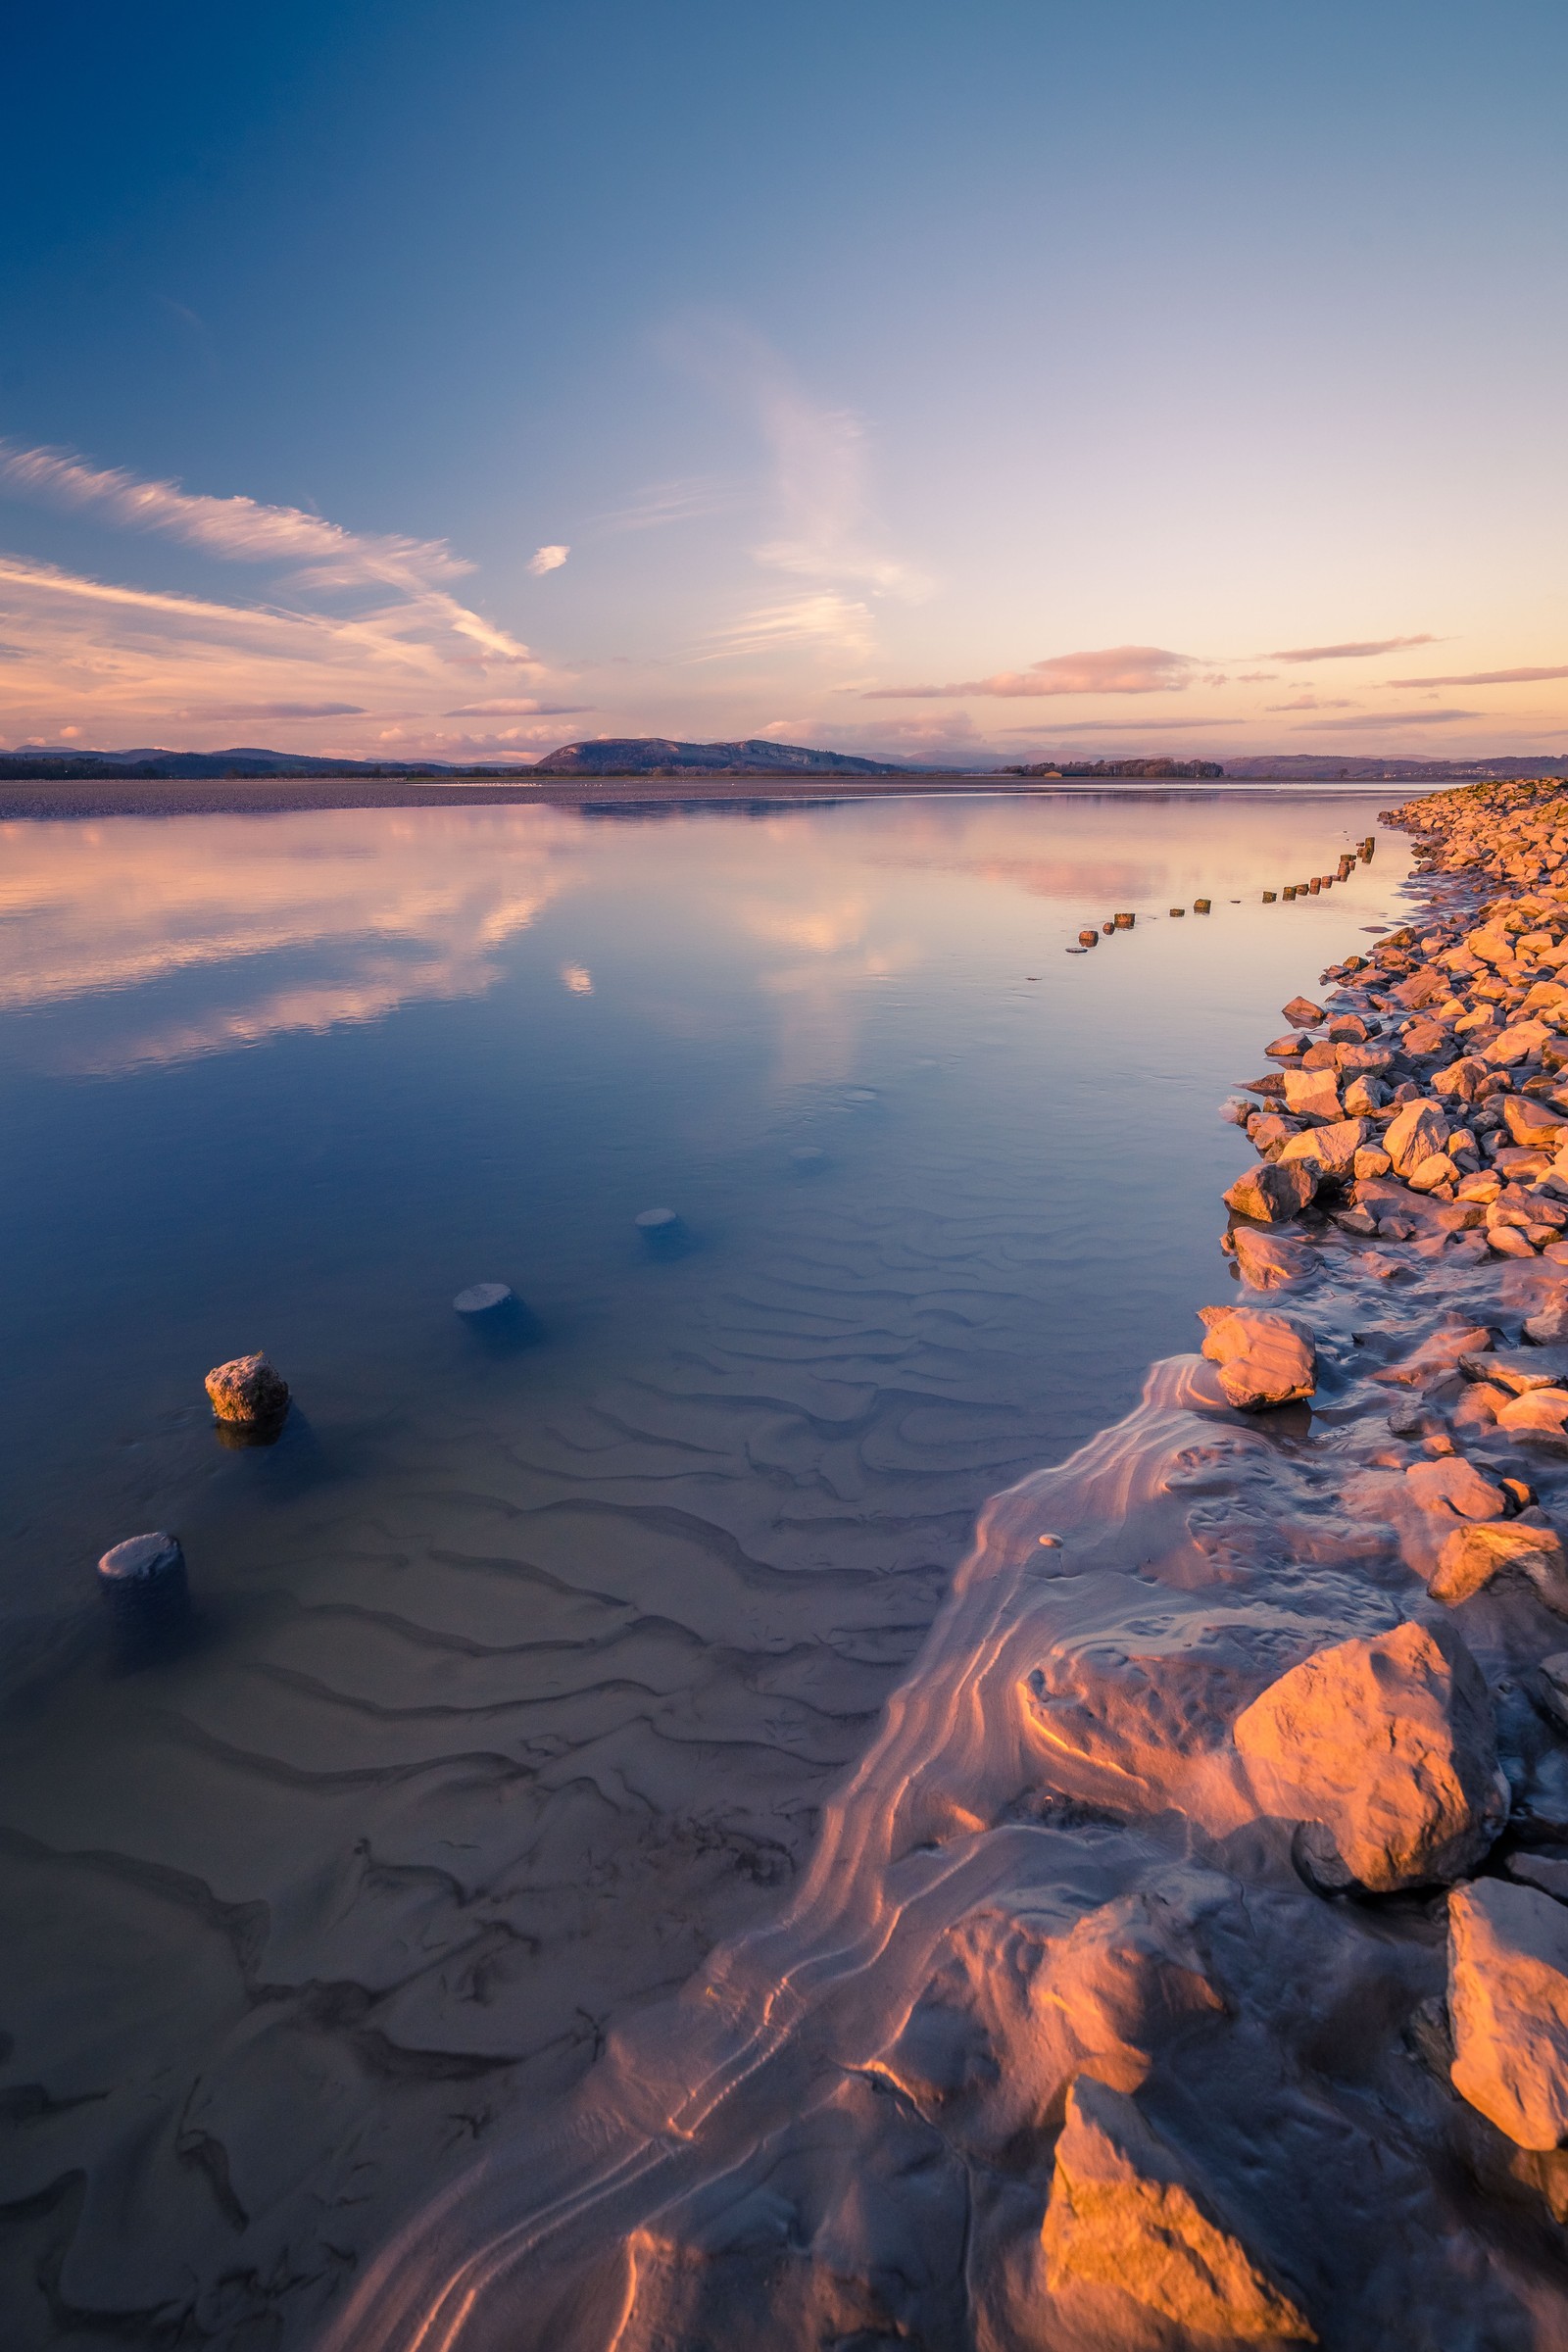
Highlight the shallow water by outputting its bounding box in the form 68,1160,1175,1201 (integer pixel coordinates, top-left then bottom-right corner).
0,789,1416,2347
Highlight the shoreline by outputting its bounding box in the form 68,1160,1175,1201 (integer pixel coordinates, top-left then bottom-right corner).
0,772,1450,822
323,775,1568,2352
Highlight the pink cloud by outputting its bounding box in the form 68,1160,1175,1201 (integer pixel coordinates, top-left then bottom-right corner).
864,645,1196,700
443,699,587,716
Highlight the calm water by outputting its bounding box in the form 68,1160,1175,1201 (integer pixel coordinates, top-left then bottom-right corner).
0,789,1415,2348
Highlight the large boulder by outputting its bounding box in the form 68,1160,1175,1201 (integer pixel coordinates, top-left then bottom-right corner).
1448,1879,1568,2150
1198,1307,1316,1410
1224,1160,1318,1225
1041,2076,1315,2342
1232,1620,1505,1892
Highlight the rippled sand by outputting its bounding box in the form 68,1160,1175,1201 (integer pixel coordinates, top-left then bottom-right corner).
0,791,1419,2346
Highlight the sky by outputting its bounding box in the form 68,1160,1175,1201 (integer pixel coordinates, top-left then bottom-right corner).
1,0,1565,769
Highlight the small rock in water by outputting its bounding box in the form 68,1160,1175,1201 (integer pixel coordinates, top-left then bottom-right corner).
1282,996,1325,1027
1169,906,1185,917
1077,930,1099,948
1198,1305,1316,1409
205,1351,289,1429
1040,2076,1315,2342
1233,1618,1506,1893
1448,1879,1568,2150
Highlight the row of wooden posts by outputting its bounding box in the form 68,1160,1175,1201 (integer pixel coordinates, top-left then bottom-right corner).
1073,836,1376,950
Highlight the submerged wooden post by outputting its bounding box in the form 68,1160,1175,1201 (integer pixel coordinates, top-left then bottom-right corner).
98,1531,189,1634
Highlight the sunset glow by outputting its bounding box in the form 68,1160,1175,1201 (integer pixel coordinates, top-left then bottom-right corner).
4,4,1565,770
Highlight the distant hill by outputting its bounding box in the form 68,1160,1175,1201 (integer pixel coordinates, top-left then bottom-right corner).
0,746,518,781
532,737,909,776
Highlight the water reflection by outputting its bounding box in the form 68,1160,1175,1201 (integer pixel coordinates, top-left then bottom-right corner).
0,789,1413,2352
0,808,587,1063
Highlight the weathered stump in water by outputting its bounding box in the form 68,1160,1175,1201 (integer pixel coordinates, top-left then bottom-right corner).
98,1531,189,1635
636,1206,692,1258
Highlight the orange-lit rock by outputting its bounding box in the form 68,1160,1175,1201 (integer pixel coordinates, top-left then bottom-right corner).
1232,1229,1315,1290
1448,1879,1568,2150
1041,2076,1315,2342
1198,1306,1315,1410
1232,1620,1505,1891
204,1350,289,1426
1282,1067,1342,1122
1224,1159,1318,1224
1430,1516,1568,1609
1402,1454,1508,1521
1277,1116,1371,1179
1384,1099,1449,1178
881,1877,1226,2152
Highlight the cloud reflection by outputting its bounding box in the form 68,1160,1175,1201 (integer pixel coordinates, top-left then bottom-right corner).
0,808,587,1070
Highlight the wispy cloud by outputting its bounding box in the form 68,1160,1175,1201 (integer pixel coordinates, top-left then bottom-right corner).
865,645,1197,700
0,437,466,589
1384,664,1568,688
1265,694,1355,711
443,699,585,717
696,593,877,662
0,437,534,663
180,700,368,719
0,549,557,756
1291,707,1480,729
528,544,569,576
584,476,735,536
1267,634,1436,662
0,444,574,754
666,316,930,616
1004,715,1244,734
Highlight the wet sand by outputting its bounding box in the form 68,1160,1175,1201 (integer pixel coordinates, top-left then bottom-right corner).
0,773,1040,822
319,779,1568,2351
0,773,1434,823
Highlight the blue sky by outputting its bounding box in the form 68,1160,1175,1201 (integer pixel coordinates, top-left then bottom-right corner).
2,0,1565,763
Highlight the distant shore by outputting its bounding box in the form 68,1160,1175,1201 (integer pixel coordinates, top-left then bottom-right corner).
0,769,1447,821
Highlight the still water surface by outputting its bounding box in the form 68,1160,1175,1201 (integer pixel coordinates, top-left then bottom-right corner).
0,789,1414,2346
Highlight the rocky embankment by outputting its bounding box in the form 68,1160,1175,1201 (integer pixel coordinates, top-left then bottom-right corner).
326,780,1568,2352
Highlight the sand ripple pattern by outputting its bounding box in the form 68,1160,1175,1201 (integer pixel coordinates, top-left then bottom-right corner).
319,1249,1568,2352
